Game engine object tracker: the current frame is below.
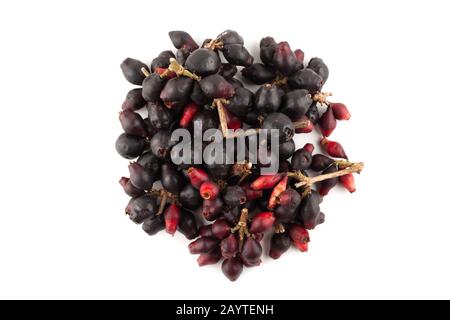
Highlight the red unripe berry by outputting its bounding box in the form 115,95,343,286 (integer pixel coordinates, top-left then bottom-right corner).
222,257,243,282
293,240,309,252
188,237,219,254
295,115,314,133
241,237,262,261
321,138,348,159
197,249,221,267
187,167,209,189
303,143,315,154
164,204,181,236
339,173,356,193
199,181,220,200
224,106,242,130
268,176,288,209
288,224,310,252
330,102,351,120
220,234,238,259
250,173,284,190
179,103,199,128
249,212,275,233
318,106,337,137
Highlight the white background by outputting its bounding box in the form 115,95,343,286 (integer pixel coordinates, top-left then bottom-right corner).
0,0,449,300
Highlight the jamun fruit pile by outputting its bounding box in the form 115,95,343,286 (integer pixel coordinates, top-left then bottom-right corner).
116,30,364,281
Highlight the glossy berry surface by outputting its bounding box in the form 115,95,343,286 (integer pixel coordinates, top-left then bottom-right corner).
120,58,149,85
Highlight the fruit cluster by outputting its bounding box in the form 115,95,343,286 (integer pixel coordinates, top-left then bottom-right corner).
116,30,364,281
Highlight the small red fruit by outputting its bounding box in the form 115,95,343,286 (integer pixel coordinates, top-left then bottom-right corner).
164,204,181,236
188,237,219,254
249,212,275,233
321,137,348,159
187,167,209,189
318,106,337,137
268,176,288,209
220,234,238,259
330,102,351,120
224,106,242,130
339,173,356,193
199,181,220,200
250,173,284,190
288,224,310,252
197,249,221,267
179,103,199,128
303,143,314,154
295,115,314,133
222,257,243,282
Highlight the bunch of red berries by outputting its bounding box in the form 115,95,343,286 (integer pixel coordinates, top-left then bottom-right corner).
116,30,364,281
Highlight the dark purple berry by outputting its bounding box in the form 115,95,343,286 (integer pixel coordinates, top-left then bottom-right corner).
150,130,176,160
288,68,323,93
115,133,146,159
185,48,221,77
168,31,198,52
222,44,254,66
122,88,146,111
291,148,313,171
120,58,149,85
199,74,235,99
241,63,276,84
254,85,284,114
178,210,199,240
280,89,312,120
151,50,175,72
273,42,297,76
179,184,202,210
147,101,173,130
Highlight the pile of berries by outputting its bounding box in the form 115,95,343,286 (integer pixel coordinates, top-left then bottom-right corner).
116,30,364,281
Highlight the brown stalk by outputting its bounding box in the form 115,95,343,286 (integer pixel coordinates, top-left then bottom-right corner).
288,162,364,189
231,208,251,251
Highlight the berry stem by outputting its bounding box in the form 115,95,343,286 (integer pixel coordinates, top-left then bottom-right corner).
274,222,285,234
157,193,167,215
265,76,288,87
231,208,251,251
293,119,311,129
148,188,179,215
215,99,229,138
232,161,253,185
168,58,201,81
204,38,224,50
289,162,364,189
311,92,332,105
141,67,150,77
